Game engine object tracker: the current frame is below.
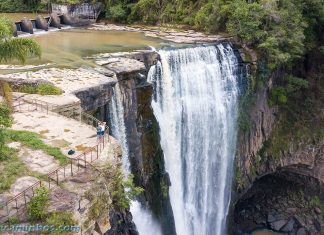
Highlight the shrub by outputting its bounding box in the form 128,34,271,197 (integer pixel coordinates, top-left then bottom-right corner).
107,4,127,22
27,186,49,221
0,102,12,128
45,211,78,235
17,85,37,94
85,163,143,226
36,83,62,96
15,84,62,96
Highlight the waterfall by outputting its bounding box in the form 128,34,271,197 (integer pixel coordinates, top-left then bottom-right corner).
109,84,162,235
148,44,240,235
109,83,130,170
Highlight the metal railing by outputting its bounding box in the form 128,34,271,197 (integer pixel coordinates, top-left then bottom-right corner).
0,134,108,223
13,98,109,139
0,99,110,223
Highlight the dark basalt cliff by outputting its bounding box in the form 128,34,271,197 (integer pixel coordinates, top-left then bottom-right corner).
107,53,176,235
75,51,176,235
233,50,324,235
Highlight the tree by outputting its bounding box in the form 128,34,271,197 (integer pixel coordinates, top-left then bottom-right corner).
0,16,40,153
0,16,41,64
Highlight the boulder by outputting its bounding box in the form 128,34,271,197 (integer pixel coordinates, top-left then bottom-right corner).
267,213,277,223
270,220,287,231
294,215,306,227
281,219,295,233
313,219,321,232
50,13,61,29
296,228,308,235
314,207,321,215
21,17,33,34
35,15,48,31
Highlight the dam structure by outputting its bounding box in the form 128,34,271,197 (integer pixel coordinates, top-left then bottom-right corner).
13,2,103,37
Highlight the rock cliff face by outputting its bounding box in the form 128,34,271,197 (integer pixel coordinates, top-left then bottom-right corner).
105,209,139,235
74,51,176,234
233,51,324,234
104,52,176,235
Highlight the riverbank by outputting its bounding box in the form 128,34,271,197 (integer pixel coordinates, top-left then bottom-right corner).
88,23,232,44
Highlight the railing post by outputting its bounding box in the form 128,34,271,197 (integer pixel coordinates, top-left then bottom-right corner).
48,176,51,189
15,198,18,212
63,166,66,178
84,153,86,168
56,170,59,185
71,161,73,176
23,192,27,207
97,145,99,159
6,203,9,216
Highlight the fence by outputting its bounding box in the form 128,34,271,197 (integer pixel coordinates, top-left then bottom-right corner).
0,99,110,223
13,98,109,137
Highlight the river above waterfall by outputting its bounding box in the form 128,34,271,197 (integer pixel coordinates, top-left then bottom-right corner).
0,27,167,71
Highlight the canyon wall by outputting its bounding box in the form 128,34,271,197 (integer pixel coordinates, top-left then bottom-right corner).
233,50,324,235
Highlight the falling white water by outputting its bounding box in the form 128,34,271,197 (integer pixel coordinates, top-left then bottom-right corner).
148,44,240,235
109,83,130,170
109,83,162,235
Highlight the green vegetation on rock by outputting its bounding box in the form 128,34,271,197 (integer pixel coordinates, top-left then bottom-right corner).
0,0,50,12
85,162,143,227
0,16,41,63
0,147,28,193
27,186,49,221
45,211,77,235
15,83,63,96
4,129,69,165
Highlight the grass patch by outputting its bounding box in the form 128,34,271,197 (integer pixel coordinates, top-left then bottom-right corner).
14,83,63,96
45,212,78,235
37,84,62,96
4,129,69,165
0,145,28,193
310,196,324,215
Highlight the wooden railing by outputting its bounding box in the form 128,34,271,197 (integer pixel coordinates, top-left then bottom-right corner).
0,99,110,223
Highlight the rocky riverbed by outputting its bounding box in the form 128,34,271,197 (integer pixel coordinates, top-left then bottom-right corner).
88,23,232,43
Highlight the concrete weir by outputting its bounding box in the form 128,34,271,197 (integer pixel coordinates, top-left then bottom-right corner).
14,13,72,36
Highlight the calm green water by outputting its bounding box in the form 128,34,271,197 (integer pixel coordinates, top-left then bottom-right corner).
26,28,165,67
0,13,168,69
1,28,167,69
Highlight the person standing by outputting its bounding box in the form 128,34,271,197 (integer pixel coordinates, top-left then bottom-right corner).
100,122,106,143
97,122,102,143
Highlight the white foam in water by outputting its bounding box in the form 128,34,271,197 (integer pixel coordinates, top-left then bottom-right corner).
18,26,73,38
131,201,162,235
109,83,163,235
148,44,240,235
